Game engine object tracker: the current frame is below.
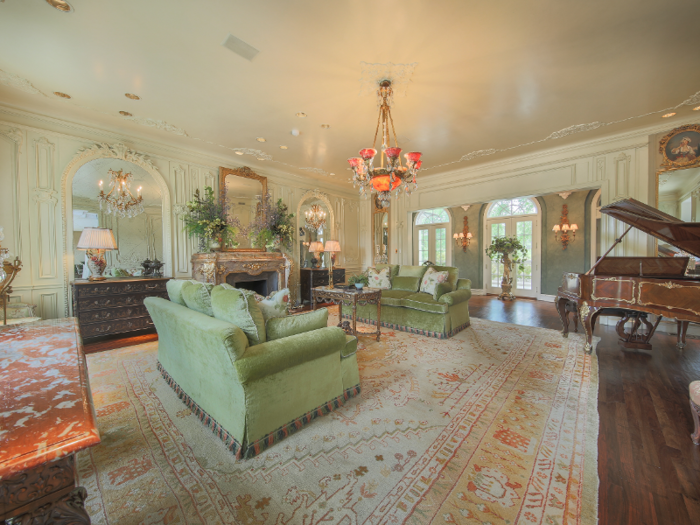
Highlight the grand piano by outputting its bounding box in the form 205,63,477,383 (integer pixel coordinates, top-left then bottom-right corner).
556,198,700,353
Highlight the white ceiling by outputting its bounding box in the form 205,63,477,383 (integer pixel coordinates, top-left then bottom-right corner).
2,0,700,186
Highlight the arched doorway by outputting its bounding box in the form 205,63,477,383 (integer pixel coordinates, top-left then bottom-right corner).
413,208,451,265
484,197,541,298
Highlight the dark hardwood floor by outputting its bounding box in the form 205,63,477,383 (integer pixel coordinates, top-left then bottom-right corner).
83,332,158,354
470,294,700,525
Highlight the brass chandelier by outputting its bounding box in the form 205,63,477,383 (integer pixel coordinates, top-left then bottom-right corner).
348,79,422,208
98,169,144,219
305,204,327,232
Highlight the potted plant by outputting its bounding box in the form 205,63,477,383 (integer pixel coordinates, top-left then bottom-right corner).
348,273,370,290
248,193,295,251
485,236,528,301
181,187,239,252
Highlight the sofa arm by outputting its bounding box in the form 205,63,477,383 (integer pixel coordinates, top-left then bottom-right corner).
235,326,346,384
456,278,472,290
433,282,454,301
438,288,472,306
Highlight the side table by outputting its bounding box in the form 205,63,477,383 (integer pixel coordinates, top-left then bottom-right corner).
312,286,382,341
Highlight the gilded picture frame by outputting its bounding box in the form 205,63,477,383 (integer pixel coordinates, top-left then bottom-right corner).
219,166,267,252
658,124,700,171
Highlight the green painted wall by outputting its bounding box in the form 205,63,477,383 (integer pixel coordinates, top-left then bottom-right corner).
449,204,485,288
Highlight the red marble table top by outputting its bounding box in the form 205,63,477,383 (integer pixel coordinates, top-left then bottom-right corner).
0,318,100,479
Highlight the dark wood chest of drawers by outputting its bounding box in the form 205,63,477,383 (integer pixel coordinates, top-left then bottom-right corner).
71,277,169,341
299,268,345,304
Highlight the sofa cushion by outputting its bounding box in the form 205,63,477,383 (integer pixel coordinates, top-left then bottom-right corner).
391,276,421,292
403,292,449,314
211,285,266,346
257,288,290,320
380,289,413,306
398,265,429,279
375,263,399,280
419,267,450,295
266,308,328,341
368,267,391,289
181,281,215,316
166,279,194,306
430,265,459,287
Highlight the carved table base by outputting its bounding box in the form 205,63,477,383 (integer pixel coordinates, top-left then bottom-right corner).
312,286,382,341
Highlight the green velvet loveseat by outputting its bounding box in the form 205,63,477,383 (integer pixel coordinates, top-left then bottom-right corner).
341,264,471,339
144,295,360,459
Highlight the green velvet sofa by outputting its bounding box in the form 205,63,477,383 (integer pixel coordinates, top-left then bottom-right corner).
144,296,360,459
341,264,471,339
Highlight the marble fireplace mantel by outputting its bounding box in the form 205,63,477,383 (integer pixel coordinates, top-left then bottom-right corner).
191,251,291,291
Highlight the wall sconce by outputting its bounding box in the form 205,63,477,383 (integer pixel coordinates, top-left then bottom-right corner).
552,204,578,250
453,217,473,252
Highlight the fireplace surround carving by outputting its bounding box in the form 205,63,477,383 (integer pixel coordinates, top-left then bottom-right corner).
191,252,290,294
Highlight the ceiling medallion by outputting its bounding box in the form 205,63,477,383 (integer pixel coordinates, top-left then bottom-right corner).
53,91,71,99
125,93,140,100
45,0,72,13
119,111,132,116
305,204,327,232
348,79,422,208
98,169,144,218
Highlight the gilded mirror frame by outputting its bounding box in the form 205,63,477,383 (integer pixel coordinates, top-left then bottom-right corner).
219,166,267,252
654,124,700,255
372,194,389,264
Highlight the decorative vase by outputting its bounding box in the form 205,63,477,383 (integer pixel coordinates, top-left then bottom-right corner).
498,252,515,301
86,252,107,281
209,240,221,252
355,283,364,290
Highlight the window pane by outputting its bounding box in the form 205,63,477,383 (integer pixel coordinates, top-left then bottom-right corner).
435,228,446,265
515,220,533,290
491,223,505,239
490,223,505,287
487,200,512,218
488,198,536,218
416,208,449,225
418,229,429,265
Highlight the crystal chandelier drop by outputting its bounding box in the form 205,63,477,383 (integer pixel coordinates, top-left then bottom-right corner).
98,169,144,219
348,79,422,208
305,204,327,232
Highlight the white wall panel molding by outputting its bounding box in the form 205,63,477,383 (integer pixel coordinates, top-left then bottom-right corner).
33,137,56,191
613,152,631,200
0,126,23,151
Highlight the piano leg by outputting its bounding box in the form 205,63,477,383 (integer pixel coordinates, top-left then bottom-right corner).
556,296,570,338
578,302,600,354
677,320,690,350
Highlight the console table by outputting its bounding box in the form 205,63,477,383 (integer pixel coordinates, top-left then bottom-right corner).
71,277,169,341
312,286,381,341
0,318,100,524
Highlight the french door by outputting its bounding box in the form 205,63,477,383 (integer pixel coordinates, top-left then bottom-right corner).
485,216,539,297
414,224,449,265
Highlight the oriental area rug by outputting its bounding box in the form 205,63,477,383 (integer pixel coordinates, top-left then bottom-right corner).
78,308,599,525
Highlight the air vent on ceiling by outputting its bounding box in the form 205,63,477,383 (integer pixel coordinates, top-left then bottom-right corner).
221,33,259,61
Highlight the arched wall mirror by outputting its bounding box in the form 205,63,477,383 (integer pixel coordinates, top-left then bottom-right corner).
655,125,700,269
71,158,163,278
220,166,267,251
373,196,389,264
298,197,331,268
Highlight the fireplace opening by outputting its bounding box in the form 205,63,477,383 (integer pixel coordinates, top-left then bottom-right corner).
226,271,278,297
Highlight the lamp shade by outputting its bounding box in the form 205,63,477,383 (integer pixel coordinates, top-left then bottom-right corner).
324,240,341,252
308,241,324,252
77,227,117,250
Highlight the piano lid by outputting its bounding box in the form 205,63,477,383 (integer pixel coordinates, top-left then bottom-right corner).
600,198,700,258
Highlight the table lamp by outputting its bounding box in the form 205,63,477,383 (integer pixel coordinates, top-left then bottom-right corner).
77,227,118,281
324,240,341,288
308,241,324,269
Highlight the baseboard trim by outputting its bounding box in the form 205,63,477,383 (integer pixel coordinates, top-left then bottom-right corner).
537,294,557,302
470,288,487,296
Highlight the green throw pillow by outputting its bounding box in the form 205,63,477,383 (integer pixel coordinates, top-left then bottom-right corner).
181,281,215,316
166,279,194,306
266,308,328,341
257,288,290,321
392,276,421,292
211,286,266,346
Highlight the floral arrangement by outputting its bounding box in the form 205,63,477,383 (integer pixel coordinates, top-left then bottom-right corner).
248,193,295,251
181,187,239,252
485,236,528,271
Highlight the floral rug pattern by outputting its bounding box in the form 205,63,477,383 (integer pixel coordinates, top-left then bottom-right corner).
78,309,599,524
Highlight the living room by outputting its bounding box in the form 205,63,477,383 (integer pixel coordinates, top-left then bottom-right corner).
2,1,700,524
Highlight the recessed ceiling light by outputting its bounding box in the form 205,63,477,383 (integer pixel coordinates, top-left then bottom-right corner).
321,124,330,129
291,129,301,136
45,0,72,13
662,112,676,118
235,151,244,155
256,137,266,142
694,106,700,111
125,93,140,100
119,111,132,116
279,145,288,150
257,157,265,161
53,91,71,99
330,173,336,176
296,112,307,118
